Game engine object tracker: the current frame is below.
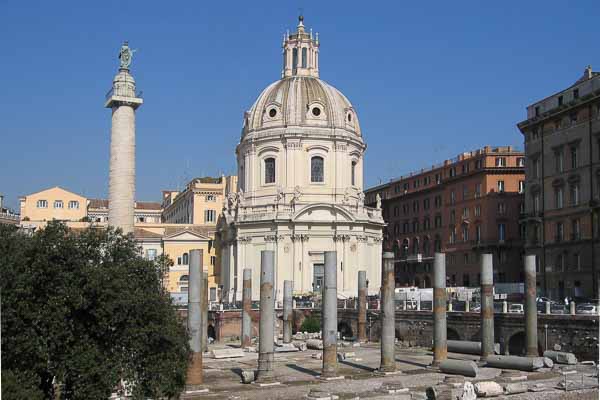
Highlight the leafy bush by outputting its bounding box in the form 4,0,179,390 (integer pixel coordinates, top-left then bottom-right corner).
300,315,321,333
0,222,190,399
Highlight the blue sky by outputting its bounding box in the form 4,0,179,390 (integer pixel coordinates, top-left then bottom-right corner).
1,1,599,210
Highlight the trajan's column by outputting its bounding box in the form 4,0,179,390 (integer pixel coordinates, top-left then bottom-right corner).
104,42,143,234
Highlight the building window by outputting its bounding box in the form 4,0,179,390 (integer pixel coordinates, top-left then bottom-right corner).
517,157,525,167
497,180,505,193
573,253,581,271
423,198,430,210
206,194,216,202
413,200,419,213
205,209,216,223
462,225,469,241
535,106,540,116
462,185,468,200
555,149,564,173
556,254,565,272
558,95,563,106
435,173,441,184
555,187,564,209
572,219,580,240
292,48,298,71
497,202,506,215
474,205,481,217
475,225,481,243
532,192,540,214
434,215,442,228
301,47,307,68
423,216,431,230
532,158,540,179
311,156,324,183
450,190,456,205
499,250,508,263
449,226,456,244
449,167,456,177
570,184,579,206
570,146,578,169
555,222,564,242
182,253,189,265
264,157,276,184
450,209,456,222
68,200,79,209
434,195,442,208
393,206,399,217
519,180,524,194
211,256,216,266
351,161,357,186
498,223,506,241
495,157,506,167
146,249,157,261
475,159,482,169
475,183,481,198
54,200,63,209
573,88,579,99
37,199,48,208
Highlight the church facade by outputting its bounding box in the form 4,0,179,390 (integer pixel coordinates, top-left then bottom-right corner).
218,17,384,303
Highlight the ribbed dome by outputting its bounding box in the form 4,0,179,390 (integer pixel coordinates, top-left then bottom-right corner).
243,76,361,138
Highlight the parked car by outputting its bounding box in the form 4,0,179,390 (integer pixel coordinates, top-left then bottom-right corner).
550,304,567,314
576,303,598,315
509,304,524,313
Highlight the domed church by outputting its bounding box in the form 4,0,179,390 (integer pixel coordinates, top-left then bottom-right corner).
218,16,384,303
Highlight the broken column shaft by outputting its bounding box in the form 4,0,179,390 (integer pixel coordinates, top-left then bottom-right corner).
322,251,338,378
257,251,275,381
380,252,396,372
202,271,208,353
432,252,447,367
241,268,252,349
186,249,204,387
358,270,367,342
480,253,494,362
524,255,538,357
283,280,293,343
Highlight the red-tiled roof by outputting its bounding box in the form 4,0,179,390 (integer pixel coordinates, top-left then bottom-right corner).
88,199,161,211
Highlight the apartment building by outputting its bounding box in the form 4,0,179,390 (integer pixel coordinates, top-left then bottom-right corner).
365,146,525,288
517,66,600,299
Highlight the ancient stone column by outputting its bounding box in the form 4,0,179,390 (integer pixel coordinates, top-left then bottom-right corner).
322,251,338,378
283,280,293,343
186,249,204,387
105,42,142,235
524,255,538,357
257,251,275,381
241,268,252,348
432,252,447,367
380,252,396,373
357,270,367,342
480,253,494,362
202,271,209,353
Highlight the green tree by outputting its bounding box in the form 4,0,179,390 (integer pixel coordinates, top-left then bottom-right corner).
0,222,190,399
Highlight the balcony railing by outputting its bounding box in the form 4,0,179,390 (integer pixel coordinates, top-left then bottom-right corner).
105,86,143,101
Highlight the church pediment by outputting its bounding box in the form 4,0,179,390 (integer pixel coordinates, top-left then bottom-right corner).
163,230,211,242
292,203,355,222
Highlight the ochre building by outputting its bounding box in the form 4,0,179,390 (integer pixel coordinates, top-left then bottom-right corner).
365,146,525,288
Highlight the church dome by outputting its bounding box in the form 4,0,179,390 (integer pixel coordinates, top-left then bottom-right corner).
241,16,361,140
244,76,361,137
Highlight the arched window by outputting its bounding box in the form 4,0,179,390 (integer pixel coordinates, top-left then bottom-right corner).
179,275,189,282
264,158,276,184
182,253,189,265
302,47,307,68
412,238,419,255
351,161,357,186
311,156,324,183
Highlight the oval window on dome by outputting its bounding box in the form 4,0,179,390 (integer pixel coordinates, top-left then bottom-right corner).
347,113,352,122
269,108,277,118
312,107,321,117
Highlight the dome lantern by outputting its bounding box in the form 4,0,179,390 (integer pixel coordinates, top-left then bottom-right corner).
282,15,320,78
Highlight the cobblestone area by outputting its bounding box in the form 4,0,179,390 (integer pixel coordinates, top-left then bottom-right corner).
185,343,598,399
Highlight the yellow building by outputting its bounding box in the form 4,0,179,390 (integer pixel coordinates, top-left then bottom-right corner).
19,186,87,226
135,224,220,299
162,176,237,225
19,186,162,230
